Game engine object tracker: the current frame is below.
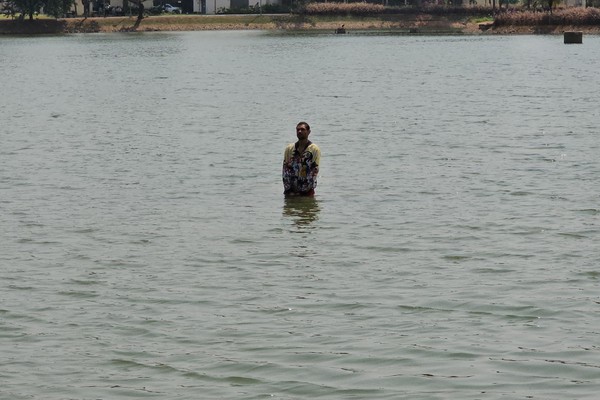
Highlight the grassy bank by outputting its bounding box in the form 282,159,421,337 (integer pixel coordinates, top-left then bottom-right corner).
1,10,600,35
0,14,483,34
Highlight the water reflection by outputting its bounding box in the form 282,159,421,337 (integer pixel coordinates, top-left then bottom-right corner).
283,196,320,229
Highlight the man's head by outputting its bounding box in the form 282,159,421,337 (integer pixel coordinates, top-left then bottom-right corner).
296,122,311,141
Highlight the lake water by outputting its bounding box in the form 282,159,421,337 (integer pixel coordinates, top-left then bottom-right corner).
1,31,599,399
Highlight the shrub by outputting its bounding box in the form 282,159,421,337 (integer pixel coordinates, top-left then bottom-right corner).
217,3,291,14
297,2,495,17
301,2,385,16
494,8,600,26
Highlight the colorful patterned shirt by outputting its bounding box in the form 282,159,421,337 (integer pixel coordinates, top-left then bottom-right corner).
282,141,321,195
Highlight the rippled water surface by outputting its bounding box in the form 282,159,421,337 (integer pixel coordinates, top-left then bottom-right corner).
1,31,600,399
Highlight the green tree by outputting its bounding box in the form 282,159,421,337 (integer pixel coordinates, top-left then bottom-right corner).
12,0,44,20
546,0,560,13
126,0,145,30
44,0,75,18
11,0,73,20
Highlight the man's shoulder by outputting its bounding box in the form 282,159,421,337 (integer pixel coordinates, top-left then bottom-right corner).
307,143,320,152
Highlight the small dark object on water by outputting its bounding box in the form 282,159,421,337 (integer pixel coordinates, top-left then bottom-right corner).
409,28,418,34
564,31,582,44
336,25,346,34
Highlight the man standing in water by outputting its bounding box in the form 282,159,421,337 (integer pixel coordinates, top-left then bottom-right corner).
282,122,321,196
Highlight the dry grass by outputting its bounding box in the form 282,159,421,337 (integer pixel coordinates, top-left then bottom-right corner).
494,8,600,26
303,2,386,16
0,13,469,33
3,10,600,35
302,3,494,17
90,15,278,32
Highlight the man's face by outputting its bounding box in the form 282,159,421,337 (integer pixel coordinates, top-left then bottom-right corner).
296,125,310,141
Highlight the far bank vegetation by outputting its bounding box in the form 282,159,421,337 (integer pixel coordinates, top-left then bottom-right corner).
3,0,600,32
300,2,600,27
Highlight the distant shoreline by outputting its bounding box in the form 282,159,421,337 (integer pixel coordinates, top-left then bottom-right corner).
2,14,600,35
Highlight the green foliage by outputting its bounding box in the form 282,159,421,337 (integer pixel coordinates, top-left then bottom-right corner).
7,0,73,19
261,3,293,13
44,0,75,18
11,0,44,19
471,16,493,23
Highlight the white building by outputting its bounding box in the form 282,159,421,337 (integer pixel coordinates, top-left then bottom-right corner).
196,0,279,14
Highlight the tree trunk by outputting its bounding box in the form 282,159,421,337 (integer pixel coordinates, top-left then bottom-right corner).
133,2,144,29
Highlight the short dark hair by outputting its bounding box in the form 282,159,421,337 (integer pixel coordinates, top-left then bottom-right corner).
297,122,310,132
